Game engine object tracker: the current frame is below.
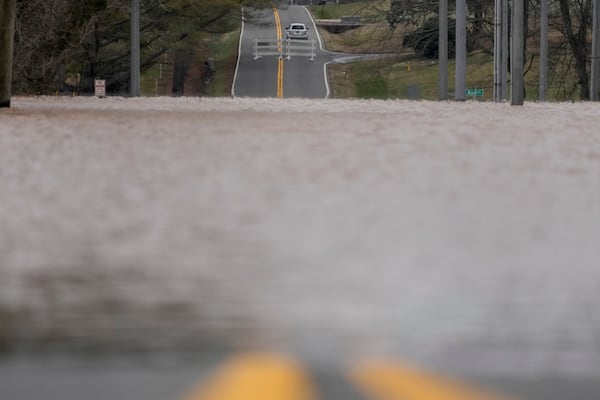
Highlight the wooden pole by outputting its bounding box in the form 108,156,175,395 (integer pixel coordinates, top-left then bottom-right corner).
0,0,16,108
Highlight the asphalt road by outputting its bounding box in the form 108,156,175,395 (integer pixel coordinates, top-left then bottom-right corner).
3,353,599,400
2,97,600,399
233,6,330,98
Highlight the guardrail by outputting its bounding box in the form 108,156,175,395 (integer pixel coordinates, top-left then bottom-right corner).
253,39,316,61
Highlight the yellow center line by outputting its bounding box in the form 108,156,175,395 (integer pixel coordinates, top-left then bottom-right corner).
278,57,284,98
273,8,284,98
349,359,515,400
274,8,282,51
179,352,318,400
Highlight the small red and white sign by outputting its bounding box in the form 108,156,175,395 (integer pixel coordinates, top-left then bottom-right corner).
94,79,106,97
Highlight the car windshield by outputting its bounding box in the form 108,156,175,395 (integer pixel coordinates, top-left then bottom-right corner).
291,24,305,30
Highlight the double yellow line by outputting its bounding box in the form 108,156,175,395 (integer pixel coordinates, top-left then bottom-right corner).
180,352,515,400
181,353,316,400
273,8,284,98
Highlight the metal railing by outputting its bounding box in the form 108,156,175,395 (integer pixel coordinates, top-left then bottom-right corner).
253,39,316,61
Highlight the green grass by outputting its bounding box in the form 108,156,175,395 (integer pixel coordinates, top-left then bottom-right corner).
141,60,171,96
314,1,583,101
329,51,583,101
205,29,240,97
309,0,389,22
140,27,240,97
330,53,495,100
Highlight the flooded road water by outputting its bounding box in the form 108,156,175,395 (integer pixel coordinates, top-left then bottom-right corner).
1,97,600,399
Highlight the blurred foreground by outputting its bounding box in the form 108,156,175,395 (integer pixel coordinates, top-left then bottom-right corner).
1,97,600,399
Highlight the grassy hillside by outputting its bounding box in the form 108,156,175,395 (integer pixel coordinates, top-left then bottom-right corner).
141,29,240,97
326,49,581,101
310,0,389,21
311,2,581,101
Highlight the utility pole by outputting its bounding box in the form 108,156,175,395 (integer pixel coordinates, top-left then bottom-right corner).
439,0,448,100
455,0,467,101
591,0,600,101
502,0,509,100
131,0,140,97
494,0,511,102
511,0,524,105
539,0,548,101
494,0,503,102
0,0,15,108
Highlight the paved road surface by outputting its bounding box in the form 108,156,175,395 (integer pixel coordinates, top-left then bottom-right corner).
1,97,600,399
233,6,330,98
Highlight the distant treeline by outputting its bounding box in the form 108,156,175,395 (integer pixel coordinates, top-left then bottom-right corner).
12,0,271,94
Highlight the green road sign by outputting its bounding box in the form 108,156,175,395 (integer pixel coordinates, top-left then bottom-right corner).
465,89,484,96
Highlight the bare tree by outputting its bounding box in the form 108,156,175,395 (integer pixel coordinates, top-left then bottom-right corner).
554,0,593,99
12,0,244,94
12,0,109,93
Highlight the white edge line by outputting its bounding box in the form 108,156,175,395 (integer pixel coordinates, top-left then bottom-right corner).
231,7,245,98
302,6,330,99
302,6,325,51
322,61,332,99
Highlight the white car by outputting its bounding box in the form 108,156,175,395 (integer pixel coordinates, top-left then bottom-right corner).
285,23,309,40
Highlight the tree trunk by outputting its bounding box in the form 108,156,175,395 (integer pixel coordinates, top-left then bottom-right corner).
172,57,187,96
0,0,15,107
558,0,592,100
